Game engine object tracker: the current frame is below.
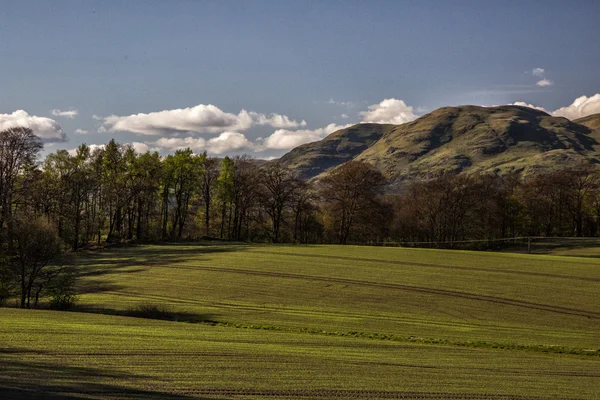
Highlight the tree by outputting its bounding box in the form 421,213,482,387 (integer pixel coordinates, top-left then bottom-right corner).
161,149,201,240
198,154,219,237
260,164,299,243
11,217,65,308
0,127,43,247
320,161,386,244
130,151,162,241
217,157,235,239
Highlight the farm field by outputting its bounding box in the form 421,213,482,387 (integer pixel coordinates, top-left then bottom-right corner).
1,243,599,399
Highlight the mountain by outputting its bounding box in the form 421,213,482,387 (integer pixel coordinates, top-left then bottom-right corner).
575,113,600,130
278,123,396,179
279,105,600,188
356,105,600,186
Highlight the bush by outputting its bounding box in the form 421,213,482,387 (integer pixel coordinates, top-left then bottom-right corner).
47,267,78,310
128,303,174,320
49,292,79,310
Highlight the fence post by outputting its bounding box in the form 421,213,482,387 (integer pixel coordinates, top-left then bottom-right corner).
527,237,531,254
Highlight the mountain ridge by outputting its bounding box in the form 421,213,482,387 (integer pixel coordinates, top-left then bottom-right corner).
278,105,600,188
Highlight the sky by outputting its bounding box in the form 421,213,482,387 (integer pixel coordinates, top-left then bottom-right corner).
1,0,600,158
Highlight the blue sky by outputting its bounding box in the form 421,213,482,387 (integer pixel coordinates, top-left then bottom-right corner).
1,0,600,157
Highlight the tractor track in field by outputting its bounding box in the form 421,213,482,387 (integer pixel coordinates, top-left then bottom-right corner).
145,264,600,319
248,250,600,283
164,388,576,399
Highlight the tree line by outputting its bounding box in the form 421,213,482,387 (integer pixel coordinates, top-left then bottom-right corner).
2,126,600,306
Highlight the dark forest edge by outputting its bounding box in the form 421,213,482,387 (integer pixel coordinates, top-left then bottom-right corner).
2,126,600,308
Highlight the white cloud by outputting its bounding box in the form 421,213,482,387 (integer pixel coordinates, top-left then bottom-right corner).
74,128,88,135
529,68,553,87
536,79,553,87
552,93,600,120
92,114,102,120
249,112,307,128
98,104,306,135
340,114,349,119
130,142,150,154
0,110,66,142
52,109,78,119
67,144,106,156
155,137,206,152
261,123,351,150
155,131,254,155
359,98,418,125
510,102,548,112
532,68,545,77
327,98,357,108
100,104,254,135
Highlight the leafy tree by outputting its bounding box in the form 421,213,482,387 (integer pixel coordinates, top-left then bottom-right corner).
198,153,219,237
0,127,43,247
11,217,65,308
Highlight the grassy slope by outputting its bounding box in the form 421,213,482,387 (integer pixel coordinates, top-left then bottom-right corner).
1,243,600,399
356,106,600,186
277,123,395,179
575,113,600,131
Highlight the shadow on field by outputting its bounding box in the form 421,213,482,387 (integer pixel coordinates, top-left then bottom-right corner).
75,243,250,296
73,304,219,324
0,358,227,400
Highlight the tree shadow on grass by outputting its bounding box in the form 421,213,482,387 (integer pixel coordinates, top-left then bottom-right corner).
0,358,227,400
72,304,219,324
73,243,252,297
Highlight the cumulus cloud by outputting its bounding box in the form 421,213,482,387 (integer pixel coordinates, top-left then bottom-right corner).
249,112,307,128
532,68,545,77
74,128,88,135
130,142,150,154
67,144,106,156
100,104,254,135
552,93,600,120
52,109,78,119
206,131,254,154
155,131,254,155
536,79,553,87
261,123,351,150
359,98,418,125
510,102,548,112
340,114,349,119
98,104,306,135
0,110,66,142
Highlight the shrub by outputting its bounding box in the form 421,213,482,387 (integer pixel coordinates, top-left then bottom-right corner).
128,303,174,320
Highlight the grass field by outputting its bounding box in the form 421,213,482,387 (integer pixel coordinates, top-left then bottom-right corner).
1,243,599,399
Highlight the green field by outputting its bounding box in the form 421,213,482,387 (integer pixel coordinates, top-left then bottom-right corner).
1,243,599,399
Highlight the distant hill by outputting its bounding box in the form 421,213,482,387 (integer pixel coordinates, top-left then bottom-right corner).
278,105,600,188
278,123,395,179
356,105,600,187
575,113,600,130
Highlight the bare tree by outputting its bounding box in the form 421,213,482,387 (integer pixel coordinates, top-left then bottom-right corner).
260,164,300,243
320,161,386,244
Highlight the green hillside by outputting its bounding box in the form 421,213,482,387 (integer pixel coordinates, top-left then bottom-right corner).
575,113,600,131
1,243,599,399
278,123,395,179
357,106,599,184
279,106,600,187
